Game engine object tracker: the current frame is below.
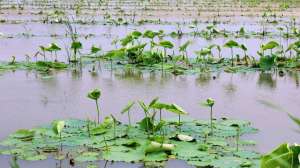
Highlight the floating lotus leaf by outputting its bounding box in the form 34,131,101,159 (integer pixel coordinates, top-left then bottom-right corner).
234,150,261,159
0,118,260,167
103,145,145,163
144,151,168,162
75,152,100,162
11,129,35,141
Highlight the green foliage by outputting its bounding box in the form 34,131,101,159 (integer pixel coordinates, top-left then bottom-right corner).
159,41,174,49
71,41,83,50
224,40,239,48
261,143,300,168
52,120,65,135
87,89,101,100
0,117,259,166
259,55,276,70
262,41,279,51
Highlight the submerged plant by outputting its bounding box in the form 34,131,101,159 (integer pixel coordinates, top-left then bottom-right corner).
87,89,101,124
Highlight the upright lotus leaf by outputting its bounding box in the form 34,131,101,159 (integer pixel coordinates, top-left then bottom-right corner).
149,97,160,108
261,143,295,168
87,88,102,124
71,41,83,50
165,103,188,128
262,41,279,51
91,45,101,54
52,120,65,135
151,102,169,110
179,40,191,52
87,89,101,100
48,43,61,51
121,101,135,135
131,31,142,39
121,101,135,114
206,98,215,107
165,104,188,115
201,98,215,135
143,30,156,39
71,41,82,61
138,101,149,115
159,41,174,49
240,44,247,52
224,40,240,67
224,40,239,48
120,35,133,46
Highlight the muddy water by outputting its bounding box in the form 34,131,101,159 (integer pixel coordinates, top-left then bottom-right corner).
0,68,300,167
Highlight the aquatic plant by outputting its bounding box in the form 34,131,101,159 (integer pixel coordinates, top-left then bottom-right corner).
224,40,240,67
91,45,101,54
52,120,65,151
87,88,101,124
159,40,174,72
47,43,61,62
71,41,82,62
121,101,135,135
202,98,215,135
179,40,191,61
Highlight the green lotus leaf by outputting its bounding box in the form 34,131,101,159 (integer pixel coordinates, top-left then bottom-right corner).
75,152,100,162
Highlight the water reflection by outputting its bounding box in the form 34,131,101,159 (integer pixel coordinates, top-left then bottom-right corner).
257,72,276,89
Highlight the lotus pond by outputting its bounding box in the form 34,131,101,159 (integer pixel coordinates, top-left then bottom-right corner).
1,0,300,168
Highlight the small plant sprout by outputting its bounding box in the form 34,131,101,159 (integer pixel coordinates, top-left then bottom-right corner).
52,120,65,151
231,124,240,152
202,98,215,135
121,101,135,135
87,88,101,124
224,40,240,67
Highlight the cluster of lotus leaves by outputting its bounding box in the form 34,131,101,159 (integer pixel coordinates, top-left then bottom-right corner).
0,116,261,168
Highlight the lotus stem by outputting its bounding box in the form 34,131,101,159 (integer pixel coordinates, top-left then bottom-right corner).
210,106,213,135
236,127,240,152
95,99,100,124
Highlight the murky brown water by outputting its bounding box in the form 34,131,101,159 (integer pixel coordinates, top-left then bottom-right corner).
0,67,300,167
